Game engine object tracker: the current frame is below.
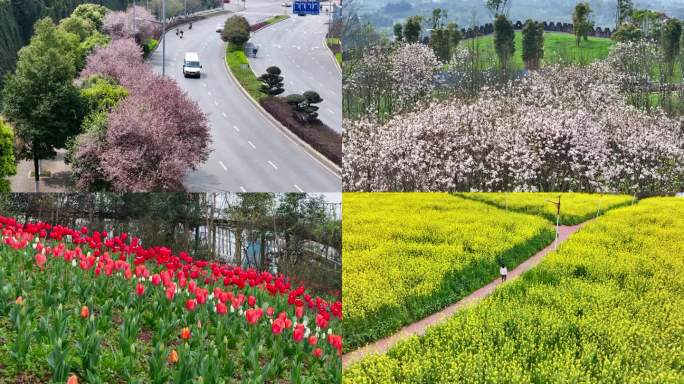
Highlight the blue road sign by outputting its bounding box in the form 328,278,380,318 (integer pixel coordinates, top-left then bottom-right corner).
293,0,320,15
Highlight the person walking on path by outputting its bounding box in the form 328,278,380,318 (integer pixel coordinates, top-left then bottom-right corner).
500,264,508,282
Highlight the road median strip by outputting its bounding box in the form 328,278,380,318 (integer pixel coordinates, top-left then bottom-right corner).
223,19,342,176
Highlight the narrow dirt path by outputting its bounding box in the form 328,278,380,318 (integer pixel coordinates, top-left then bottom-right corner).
342,221,591,369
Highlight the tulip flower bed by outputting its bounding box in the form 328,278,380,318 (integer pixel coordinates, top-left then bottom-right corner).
0,215,342,383
344,198,684,383
456,192,634,225
343,193,555,351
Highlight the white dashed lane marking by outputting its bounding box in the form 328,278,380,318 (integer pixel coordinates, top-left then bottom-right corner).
248,141,256,149
268,161,278,170
219,161,227,171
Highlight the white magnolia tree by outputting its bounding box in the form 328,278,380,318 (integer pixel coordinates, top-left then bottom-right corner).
343,56,684,193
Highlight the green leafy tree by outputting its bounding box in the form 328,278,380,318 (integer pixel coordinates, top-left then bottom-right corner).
494,15,515,71
0,18,84,192
612,23,643,42
403,16,422,43
522,19,544,70
221,15,250,47
287,91,323,124
72,3,110,30
447,22,462,49
258,66,285,96
393,23,403,42
0,118,16,192
616,0,633,28
661,18,682,79
486,0,510,17
573,2,594,47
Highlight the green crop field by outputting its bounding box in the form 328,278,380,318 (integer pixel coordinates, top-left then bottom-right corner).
344,197,684,383
464,32,615,70
342,193,555,351
456,192,634,225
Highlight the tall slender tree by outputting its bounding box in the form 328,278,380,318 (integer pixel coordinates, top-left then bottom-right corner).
522,19,544,70
573,2,594,47
494,15,515,74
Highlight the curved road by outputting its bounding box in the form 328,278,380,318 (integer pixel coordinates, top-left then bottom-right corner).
249,11,342,132
149,1,340,192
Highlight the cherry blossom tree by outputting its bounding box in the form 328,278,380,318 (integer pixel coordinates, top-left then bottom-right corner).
103,6,160,43
74,38,211,192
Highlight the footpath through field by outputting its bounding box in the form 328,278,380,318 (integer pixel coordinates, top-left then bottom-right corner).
342,221,591,369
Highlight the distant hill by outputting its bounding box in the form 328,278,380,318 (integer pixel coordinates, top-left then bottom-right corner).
359,0,684,29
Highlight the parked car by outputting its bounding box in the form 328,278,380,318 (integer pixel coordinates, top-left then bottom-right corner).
183,52,202,78
216,23,224,33
282,2,292,6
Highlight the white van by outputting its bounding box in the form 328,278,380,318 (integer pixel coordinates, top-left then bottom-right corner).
183,52,202,78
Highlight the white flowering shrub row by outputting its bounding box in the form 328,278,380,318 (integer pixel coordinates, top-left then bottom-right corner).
343,54,684,193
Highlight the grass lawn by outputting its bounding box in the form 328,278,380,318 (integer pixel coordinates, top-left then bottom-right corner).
266,15,289,24
465,31,615,70
225,44,263,101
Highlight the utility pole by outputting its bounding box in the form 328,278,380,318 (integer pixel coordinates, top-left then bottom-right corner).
133,0,137,37
546,196,561,250
162,0,166,76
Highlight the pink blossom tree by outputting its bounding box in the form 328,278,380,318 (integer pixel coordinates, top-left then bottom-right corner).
103,6,160,43
74,38,211,191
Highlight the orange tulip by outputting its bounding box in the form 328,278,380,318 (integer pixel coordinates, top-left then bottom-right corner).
180,327,191,340
67,374,78,384
80,306,89,318
15,296,23,305
168,349,179,364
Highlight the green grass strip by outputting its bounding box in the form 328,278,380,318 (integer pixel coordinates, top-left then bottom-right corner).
226,44,264,101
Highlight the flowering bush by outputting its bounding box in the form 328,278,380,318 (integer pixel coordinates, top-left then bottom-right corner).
103,6,160,43
343,61,684,193
342,193,554,351
75,38,211,191
344,197,684,383
0,215,342,382
343,43,439,120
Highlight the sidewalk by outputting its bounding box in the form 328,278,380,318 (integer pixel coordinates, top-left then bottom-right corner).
9,149,74,192
342,222,590,369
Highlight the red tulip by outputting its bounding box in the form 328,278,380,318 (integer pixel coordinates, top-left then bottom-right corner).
136,283,145,297
271,318,285,335
67,374,79,384
185,299,196,311
35,253,47,270
15,296,23,305
295,305,304,319
293,324,305,342
245,308,263,325
151,274,161,286
248,295,256,307
180,327,191,340
316,313,329,329
166,287,176,301
312,348,323,358
80,306,89,318
216,302,227,315
308,335,318,346
266,307,275,318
